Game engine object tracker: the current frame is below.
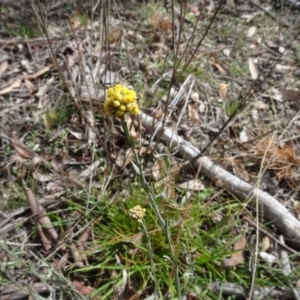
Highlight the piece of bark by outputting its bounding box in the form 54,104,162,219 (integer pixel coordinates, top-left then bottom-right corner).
138,112,300,250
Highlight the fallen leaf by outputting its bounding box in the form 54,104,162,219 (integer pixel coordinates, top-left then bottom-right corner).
72,280,93,296
279,88,300,102
223,236,246,267
150,13,171,32
0,60,8,78
209,53,227,74
177,179,205,191
246,26,256,38
248,57,258,80
11,136,37,159
151,159,163,181
188,103,201,125
108,26,122,43
219,83,228,102
24,185,58,243
26,65,52,80
261,236,271,252
68,16,80,29
115,148,135,168
0,79,21,95
33,171,54,182
24,79,37,93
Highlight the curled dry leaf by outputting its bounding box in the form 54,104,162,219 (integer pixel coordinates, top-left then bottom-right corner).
223,236,246,267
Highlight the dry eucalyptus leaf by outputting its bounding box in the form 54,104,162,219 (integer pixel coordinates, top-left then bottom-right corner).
0,79,21,95
223,236,246,267
24,185,58,243
177,179,205,191
26,65,52,79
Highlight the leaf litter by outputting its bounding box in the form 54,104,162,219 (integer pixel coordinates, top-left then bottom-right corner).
1,0,300,299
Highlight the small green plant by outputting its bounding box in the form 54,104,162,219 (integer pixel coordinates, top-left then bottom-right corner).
6,22,41,38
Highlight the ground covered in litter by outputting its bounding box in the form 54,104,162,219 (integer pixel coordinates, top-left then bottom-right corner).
1,0,300,299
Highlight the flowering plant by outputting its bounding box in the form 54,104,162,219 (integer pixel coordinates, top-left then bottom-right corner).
104,84,140,117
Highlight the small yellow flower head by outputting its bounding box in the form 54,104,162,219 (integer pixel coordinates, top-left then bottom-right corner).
104,84,140,117
129,205,146,222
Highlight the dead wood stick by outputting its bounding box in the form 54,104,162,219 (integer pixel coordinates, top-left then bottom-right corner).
138,112,300,250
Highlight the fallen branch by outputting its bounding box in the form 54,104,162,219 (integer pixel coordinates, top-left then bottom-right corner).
211,281,300,299
138,112,300,250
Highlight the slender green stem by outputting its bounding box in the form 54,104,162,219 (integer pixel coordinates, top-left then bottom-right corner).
121,116,182,299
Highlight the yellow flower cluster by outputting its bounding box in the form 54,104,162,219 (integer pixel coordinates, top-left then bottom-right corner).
104,84,140,117
129,205,146,222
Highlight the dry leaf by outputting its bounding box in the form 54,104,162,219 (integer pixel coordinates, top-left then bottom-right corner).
24,79,37,93
0,79,21,95
188,103,201,125
33,171,54,182
209,53,226,74
26,65,52,80
279,88,300,102
24,185,58,243
177,179,205,191
79,160,101,178
0,60,8,78
247,26,256,38
68,16,80,29
248,57,258,79
11,137,37,159
108,27,122,43
223,236,246,267
219,83,228,102
261,236,271,252
150,13,171,32
151,159,163,181
231,159,250,182
115,148,135,167
72,280,93,296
